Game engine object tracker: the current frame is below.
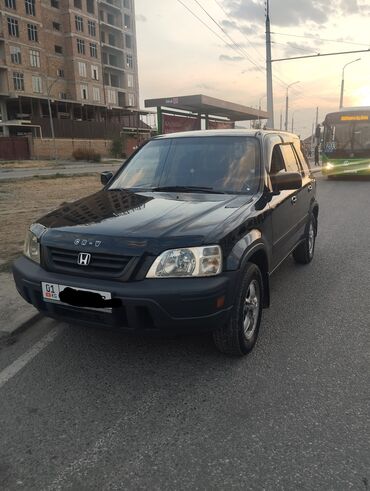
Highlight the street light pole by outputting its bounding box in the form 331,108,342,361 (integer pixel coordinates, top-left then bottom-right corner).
285,81,299,132
46,77,58,161
339,58,361,109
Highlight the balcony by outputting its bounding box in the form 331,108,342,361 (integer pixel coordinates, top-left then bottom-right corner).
101,42,124,53
99,20,123,32
102,62,125,72
99,0,122,12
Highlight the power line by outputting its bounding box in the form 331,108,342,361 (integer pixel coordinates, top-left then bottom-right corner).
192,0,265,73
189,0,293,90
271,31,370,48
272,41,318,54
175,0,260,69
212,0,265,64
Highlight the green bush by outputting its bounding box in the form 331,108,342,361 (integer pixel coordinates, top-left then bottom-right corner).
110,137,123,158
72,148,101,162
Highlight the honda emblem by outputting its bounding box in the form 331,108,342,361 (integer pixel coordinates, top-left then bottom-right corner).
77,252,91,266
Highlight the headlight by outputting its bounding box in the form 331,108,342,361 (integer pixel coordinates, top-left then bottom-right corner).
23,223,46,264
146,245,222,278
326,162,334,169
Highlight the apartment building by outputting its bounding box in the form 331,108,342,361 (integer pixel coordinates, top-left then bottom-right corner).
0,0,140,137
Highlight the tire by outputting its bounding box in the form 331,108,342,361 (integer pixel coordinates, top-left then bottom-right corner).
293,214,317,264
213,262,263,356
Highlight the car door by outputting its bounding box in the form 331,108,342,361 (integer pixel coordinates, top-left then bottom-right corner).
268,142,303,269
293,140,315,242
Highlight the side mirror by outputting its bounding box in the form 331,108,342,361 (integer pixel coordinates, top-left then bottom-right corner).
101,171,113,186
272,172,302,191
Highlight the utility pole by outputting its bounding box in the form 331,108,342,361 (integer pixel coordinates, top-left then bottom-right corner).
265,0,274,129
279,111,282,130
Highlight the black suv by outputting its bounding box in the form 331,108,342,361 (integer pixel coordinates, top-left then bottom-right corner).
13,130,318,356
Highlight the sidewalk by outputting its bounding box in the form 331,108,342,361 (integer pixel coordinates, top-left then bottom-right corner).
0,161,122,180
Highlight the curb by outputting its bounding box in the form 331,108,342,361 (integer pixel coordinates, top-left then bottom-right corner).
0,312,43,340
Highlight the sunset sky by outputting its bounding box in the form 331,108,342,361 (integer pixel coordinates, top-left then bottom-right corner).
135,0,370,137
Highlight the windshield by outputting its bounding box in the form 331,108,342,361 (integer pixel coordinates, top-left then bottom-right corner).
324,119,370,158
109,136,261,194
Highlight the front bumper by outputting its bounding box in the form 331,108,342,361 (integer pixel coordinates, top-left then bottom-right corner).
13,256,237,332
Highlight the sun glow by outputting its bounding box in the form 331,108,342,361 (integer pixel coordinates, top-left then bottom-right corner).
353,86,370,107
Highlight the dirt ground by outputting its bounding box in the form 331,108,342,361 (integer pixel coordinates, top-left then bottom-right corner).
0,175,101,267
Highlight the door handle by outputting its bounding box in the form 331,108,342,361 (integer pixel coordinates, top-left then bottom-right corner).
291,196,297,205
308,184,313,192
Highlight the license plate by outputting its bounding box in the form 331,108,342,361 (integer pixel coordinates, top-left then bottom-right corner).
41,282,112,312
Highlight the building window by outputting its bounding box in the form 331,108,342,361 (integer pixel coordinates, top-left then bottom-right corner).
77,38,85,54
13,72,24,91
125,34,132,49
108,54,117,66
80,84,88,100
7,17,19,37
93,86,100,101
25,0,35,16
75,15,83,32
124,14,130,28
55,45,63,54
32,75,42,93
57,68,64,77
27,24,38,42
29,49,40,67
5,0,16,10
50,0,59,7
127,93,135,107
107,89,116,105
108,33,115,46
74,0,82,9
123,0,130,8
99,10,104,21
126,53,133,68
10,46,21,64
91,65,98,80
100,31,105,43
86,0,94,14
78,61,86,77
87,20,96,36
59,92,67,100
89,43,97,58
107,13,114,26
127,73,134,88
52,22,61,31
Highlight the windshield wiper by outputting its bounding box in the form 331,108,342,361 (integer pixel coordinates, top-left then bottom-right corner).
151,185,225,194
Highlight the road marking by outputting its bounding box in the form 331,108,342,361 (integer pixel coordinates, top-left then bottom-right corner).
0,328,59,389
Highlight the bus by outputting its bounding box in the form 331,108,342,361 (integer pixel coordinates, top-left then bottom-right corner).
322,107,370,177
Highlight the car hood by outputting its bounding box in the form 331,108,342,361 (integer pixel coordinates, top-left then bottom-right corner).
39,189,254,255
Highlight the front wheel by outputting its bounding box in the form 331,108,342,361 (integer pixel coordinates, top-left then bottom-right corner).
213,263,263,356
293,214,317,264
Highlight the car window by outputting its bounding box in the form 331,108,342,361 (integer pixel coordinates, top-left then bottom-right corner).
270,145,285,174
109,136,261,194
279,144,301,173
293,142,310,174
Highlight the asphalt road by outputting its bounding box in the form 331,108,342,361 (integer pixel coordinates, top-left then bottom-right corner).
0,176,369,490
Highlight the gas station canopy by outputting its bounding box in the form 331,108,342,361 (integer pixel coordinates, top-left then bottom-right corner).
144,94,268,121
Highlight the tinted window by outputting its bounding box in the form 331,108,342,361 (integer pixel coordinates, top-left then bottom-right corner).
280,144,300,172
294,142,310,174
110,136,261,194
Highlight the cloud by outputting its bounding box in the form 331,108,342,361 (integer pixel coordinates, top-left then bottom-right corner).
222,0,362,27
136,14,147,22
219,54,244,62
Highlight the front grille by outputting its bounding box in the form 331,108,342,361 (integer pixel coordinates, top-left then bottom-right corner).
44,247,135,279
